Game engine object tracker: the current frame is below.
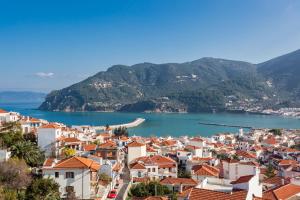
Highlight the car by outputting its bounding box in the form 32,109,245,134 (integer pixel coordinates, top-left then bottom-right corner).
107,190,117,198
114,183,120,189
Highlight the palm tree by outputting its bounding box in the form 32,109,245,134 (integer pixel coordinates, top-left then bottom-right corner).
10,141,45,167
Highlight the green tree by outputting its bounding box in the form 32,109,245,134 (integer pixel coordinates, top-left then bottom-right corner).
10,141,45,167
291,143,300,150
232,154,240,160
0,159,32,192
0,187,18,200
217,153,229,160
265,164,275,178
113,126,128,137
99,173,112,185
178,168,191,178
269,129,282,136
23,132,37,143
63,147,76,158
128,181,172,198
25,178,60,200
0,122,23,148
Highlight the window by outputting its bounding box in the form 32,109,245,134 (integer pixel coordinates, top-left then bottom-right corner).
55,172,59,178
138,171,142,177
152,168,155,172
66,172,74,178
148,168,151,172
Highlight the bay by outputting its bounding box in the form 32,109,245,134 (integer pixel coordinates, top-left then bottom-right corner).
1,102,299,137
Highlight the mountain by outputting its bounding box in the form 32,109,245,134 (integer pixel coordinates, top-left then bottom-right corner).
0,91,46,103
39,57,275,112
257,49,300,106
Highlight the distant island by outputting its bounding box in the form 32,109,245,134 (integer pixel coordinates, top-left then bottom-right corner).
0,91,46,103
39,49,300,114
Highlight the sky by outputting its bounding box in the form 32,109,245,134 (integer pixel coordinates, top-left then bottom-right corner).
0,0,300,92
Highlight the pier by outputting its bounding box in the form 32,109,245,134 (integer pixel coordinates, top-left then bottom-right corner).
199,122,253,129
93,118,145,131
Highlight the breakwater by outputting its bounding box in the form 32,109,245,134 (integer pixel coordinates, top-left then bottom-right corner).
93,118,145,130
199,122,253,129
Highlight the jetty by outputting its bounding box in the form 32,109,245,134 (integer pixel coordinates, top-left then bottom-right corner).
199,122,253,129
93,118,145,131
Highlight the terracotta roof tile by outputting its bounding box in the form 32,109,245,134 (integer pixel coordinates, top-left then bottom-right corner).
189,188,248,200
83,144,97,151
231,175,254,184
131,163,146,170
63,137,81,143
263,183,300,200
53,156,100,171
160,177,198,185
0,109,8,113
127,141,145,147
98,141,117,148
43,158,54,167
192,164,220,177
40,123,61,129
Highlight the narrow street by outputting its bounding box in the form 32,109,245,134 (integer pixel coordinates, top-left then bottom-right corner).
115,166,131,200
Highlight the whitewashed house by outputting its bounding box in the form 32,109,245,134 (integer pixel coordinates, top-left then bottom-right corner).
42,156,101,199
127,141,146,165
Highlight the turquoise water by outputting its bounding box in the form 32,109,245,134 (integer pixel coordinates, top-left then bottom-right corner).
1,102,300,137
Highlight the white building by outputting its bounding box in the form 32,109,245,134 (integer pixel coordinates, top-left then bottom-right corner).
222,159,260,181
129,155,177,180
189,138,206,148
42,156,101,199
127,141,146,165
38,123,63,157
0,109,19,124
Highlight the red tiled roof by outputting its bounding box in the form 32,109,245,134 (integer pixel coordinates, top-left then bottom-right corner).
98,141,117,148
263,183,300,200
192,157,213,162
236,150,257,159
278,159,298,166
239,161,260,167
147,146,157,152
83,144,97,151
0,109,8,113
52,156,100,171
127,141,145,147
185,145,200,150
222,158,239,163
40,123,61,129
131,163,146,170
188,188,248,200
161,140,177,146
263,176,290,186
263,136,277,145
43,158,54,167
160,178,198,185
192,164,220,177
131,155,176,169
63,137,81,143
231,175,254,184
190,137,204,142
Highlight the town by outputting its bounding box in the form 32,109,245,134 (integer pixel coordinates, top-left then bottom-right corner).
1,108,300,200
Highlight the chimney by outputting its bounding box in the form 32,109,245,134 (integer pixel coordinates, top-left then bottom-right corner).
281,178,285,185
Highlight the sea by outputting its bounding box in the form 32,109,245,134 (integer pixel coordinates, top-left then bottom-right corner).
1,102,300,137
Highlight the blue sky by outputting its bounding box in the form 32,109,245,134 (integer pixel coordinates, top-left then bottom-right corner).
0,0,300,92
